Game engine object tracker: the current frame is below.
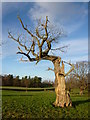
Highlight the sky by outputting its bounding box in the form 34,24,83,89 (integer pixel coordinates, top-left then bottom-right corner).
1,2,88,81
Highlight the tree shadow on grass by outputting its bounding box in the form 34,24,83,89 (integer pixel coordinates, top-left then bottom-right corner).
51,99,90,108
72,99,90,107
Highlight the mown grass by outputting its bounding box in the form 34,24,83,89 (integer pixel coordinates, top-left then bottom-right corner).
2,88,89,119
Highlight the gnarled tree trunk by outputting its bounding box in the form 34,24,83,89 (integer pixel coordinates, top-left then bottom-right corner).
53,58,72,107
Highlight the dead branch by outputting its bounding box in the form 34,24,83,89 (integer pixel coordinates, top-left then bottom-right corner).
47,67,54,71
19,56,29,62
51,45,68,52
63,60,74,76
8,16,67,63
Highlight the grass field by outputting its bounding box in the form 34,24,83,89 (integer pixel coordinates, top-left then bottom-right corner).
2,87,89,119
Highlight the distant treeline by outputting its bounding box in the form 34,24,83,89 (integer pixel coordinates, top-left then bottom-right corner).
0,61,88,92
1,74,54,88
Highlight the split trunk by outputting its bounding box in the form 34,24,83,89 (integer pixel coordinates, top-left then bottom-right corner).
52,58,72,107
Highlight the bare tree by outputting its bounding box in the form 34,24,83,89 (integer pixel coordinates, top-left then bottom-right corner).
73,61,88,95
8,16,74,107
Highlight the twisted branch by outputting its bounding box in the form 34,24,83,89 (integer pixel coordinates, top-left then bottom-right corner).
8,16,67,64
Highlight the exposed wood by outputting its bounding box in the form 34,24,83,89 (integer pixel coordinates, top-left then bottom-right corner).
53,58,72,107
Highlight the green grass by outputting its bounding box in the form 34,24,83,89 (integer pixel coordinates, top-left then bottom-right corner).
2,89,89,119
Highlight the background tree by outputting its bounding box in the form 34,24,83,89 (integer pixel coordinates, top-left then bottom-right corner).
8,16,74,107
42,80,53,88
2,74,13,86
72,61,88,95
13,76,20,87
31,76,42,88
23,76,29,92
66,75,74,92
2,74,54,88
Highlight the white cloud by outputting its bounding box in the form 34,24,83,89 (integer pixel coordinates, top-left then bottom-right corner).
59,38,88,62
71,55,88,63
65,38,88,55
48,37,88,63
28,2,88,34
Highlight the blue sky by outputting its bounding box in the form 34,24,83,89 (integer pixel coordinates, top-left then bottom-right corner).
2,2,88,81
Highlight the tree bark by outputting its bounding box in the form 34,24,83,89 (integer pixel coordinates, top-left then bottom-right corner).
53,58,72,107
80,86,84,95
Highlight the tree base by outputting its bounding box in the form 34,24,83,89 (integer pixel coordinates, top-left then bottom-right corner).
53,102,72,108
53,91,72,108
80,90,84,95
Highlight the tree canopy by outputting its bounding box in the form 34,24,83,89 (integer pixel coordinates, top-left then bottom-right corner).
8,16,67,64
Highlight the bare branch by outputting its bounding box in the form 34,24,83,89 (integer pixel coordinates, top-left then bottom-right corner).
42,40,51,56
44,16,48,39
51,45,68,52
16,51,36,62
71,73,80,79
36,27,43,39
17,16,40,47
18,46,23,53
63,61,74,76
8,16,65,64
47,67,54,71
49,31,62,43
35,16,50,58
8,31,39,60
19,56,29,62
8,32,29,51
